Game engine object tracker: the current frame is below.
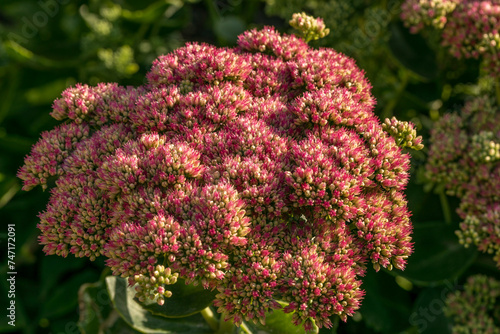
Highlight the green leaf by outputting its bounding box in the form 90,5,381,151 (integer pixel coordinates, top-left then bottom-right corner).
105,276,213,333
358,269,412,333
2,40,79,68
24,78,76,106
0,135,34,154
408,287,453,333
213,16,246,44
77,278,147,334
0,177,20,209
243,301,318,334
121,0,183,23
78,280,113,334
388,22,438,80
40,256,87,299
3,40,33,62
405,178,450,223
107,317,145,334
140,278,217,318
41,270,98,318
396,222,477,286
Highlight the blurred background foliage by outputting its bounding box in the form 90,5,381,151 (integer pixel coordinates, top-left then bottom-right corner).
0,1,498,333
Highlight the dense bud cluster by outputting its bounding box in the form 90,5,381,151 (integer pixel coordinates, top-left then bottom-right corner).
382,117,424,150
131,265,179,306
401,0,457,32
445,275,500,333
289,12,330,42
401,0,500,77
19,21,418,330
425,94,500,267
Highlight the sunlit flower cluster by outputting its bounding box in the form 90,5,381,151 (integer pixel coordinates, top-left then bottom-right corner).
19,23,418,330
445,274,500,333
401,0,500,77
289,12,330,42
425,94,500,266
382,117,424,150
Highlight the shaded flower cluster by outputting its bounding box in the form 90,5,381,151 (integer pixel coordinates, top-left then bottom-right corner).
19,21,418,330
401,0,500,77
445,274,500,333
425,94,500,266
400,0,457,32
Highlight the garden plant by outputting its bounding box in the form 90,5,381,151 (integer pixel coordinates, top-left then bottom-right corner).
0,1,499,334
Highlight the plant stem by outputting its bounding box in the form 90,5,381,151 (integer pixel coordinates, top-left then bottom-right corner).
495,78,500,106
439,189,452,224
239,322,252,334
216,313,236,334
201,307,219,331
381,68,409,120
0,65,19,124
203,0,220,22
203,0,224,45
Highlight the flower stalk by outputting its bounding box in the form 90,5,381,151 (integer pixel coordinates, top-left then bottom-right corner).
216,314,236,334
201,307,220,332
438,189,452,225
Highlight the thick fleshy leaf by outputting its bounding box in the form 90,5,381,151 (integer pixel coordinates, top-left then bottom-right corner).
243,301,318,334
396,222,477,286
358,269,412,333
408,287,453,333
105,276,213,333
78,279,145,334
78,280,113,334
139,278,217,318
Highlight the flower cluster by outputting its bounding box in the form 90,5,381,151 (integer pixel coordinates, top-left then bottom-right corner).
289,12,330,42
400,0,457,32
19,19,418,330
382,117,424,150
401,0,500,77
445,274,500,333
131,265,179,306
425,93,500,266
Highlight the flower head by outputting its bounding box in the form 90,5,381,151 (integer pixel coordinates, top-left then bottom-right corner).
289,12,330,42
382,117,424,150
445,275,500,333
401,0,458,32
401,0,500,77
19,20,419,330
425,93,500,266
